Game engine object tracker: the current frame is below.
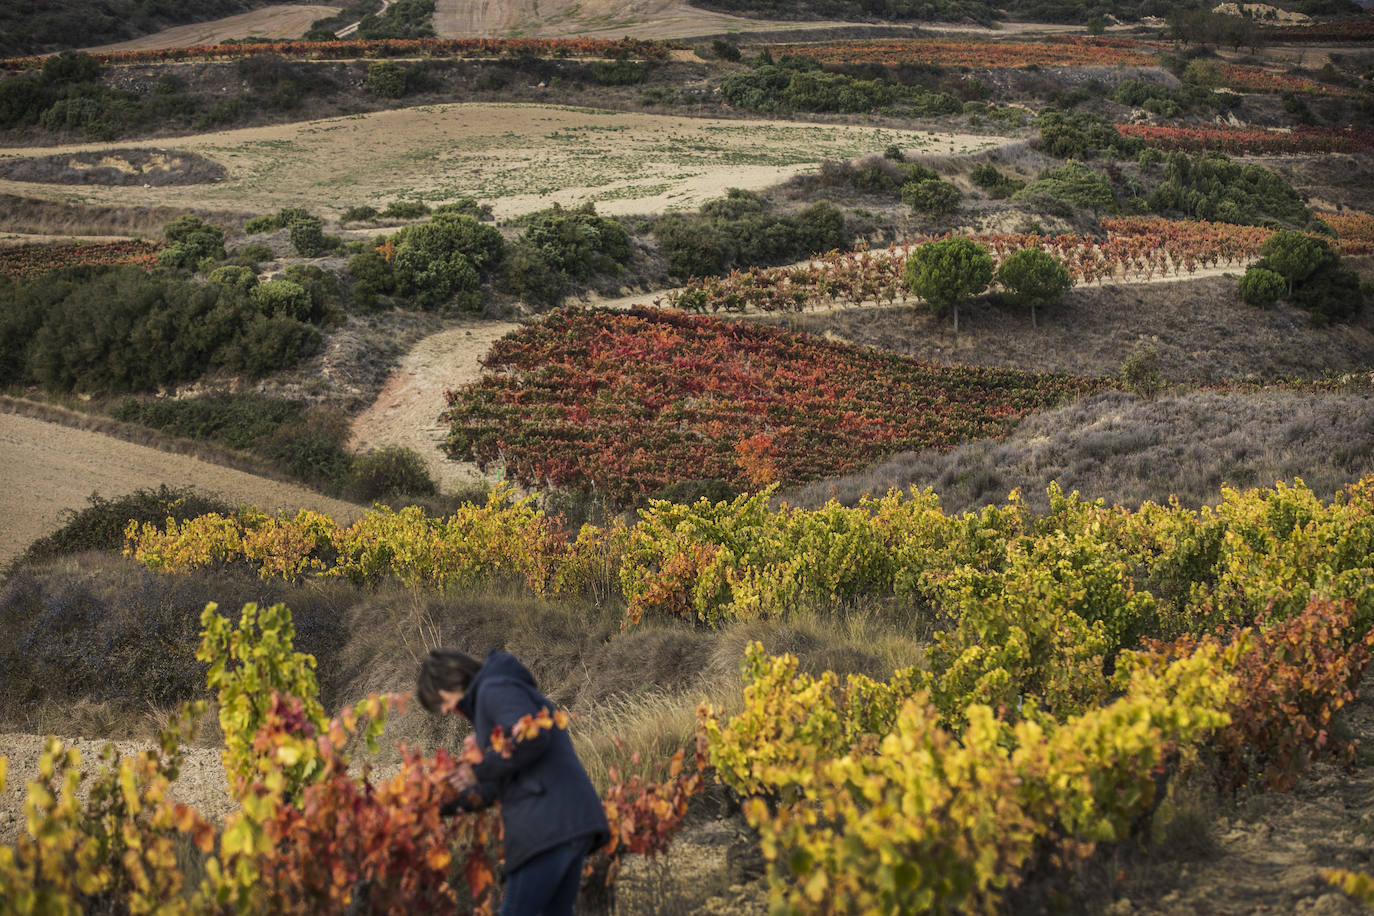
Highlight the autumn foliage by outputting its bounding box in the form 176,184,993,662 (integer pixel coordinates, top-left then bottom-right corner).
0,240,161,280
442,307,1104,501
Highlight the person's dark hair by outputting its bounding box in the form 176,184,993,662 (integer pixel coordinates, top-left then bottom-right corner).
417,648,483,713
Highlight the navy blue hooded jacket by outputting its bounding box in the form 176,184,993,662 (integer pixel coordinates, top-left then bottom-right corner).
454,650,610,873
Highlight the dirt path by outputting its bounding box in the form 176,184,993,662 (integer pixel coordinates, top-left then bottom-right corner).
0,411,367,567
347,318,519,493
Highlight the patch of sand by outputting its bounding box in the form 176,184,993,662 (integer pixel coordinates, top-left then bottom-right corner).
0,104,1008,221
81,5,343,52
0,411,367,567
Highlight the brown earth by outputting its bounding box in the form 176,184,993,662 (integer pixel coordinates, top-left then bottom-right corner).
0,104,1006,222
81,5,343,52
0,411,367,568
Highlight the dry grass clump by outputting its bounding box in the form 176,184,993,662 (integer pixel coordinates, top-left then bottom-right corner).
784,387,1374,515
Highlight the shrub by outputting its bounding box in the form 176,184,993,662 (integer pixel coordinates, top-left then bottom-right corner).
251,279,314,321
111,393,308,450
158,215,225,269
1238,266,1286,306
366,60,409,97
653,190,848,280
1121,340,1164,400
207,264,259,293
1258,229,1333,292
1291,261,1364,325
388,212,504,311
281,264,339,318
904,237,994,334
9,267,320,393
1017,161,1116,214
341,205,380,223
235,243,276,262
996,248,1072,326
969,162,1025,199
900,178,961,215
258,408,354,492
711,39,742,62
589,54,653,86
9,486,235,571
349,446,439,502
381,200,431,220
1035,109,1142,160
1147,153,1309,227
289,215,328,257
434,198,493,221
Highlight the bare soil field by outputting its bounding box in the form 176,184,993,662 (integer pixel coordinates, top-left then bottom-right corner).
0,411,366,568
434,0,859,40
81,5,342,53
0,104,1005,221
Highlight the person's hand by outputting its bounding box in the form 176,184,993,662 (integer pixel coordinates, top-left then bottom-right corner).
460,734,482,765
453,761,476,791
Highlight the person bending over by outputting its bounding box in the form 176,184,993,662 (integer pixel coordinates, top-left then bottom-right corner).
418,647,609,916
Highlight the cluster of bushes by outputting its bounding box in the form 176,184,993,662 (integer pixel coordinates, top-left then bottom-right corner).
365,59,441,98
816,153,963,216
969,161,1026,199
1110,78,1237,118
720,57,962,116
503,204,634,306
242,207,342,258
347,211,504,311
1016,161,1119,215
1239,230,1365,324
652,189,849,280
1144,151,1310,227
0,50,335,139
1035,109,1144,161
0,264,325,393
354,0,436,39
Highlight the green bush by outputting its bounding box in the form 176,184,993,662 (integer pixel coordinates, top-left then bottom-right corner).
904,237,994,333
1257,230,1332,291
1121,340,1164,399
9,486,234,572
341,205,380,223
712,39,743,62
258,408,354,491
589,54,654,86
653,189,848,280
289,215,329,257
381,200,432,220
5,266,321,392
969,162,1025,199
386,212,504,310
1237,266,1286,306
207,264,259,292
251,279,314,320
355,0,436,39
349,446,439,502
901,178,962,216
235,243,276,262
1291,261,1364,325
1017,161,1116,214
366,60,409,97
720,61,958,115
112,393,307,450
996,248,1072,325
434,198,494,221
1035,110,1142,160
1146,153,1308,227
158,215,225,269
